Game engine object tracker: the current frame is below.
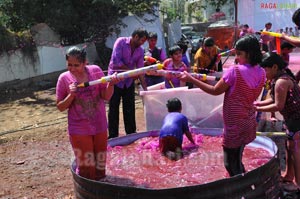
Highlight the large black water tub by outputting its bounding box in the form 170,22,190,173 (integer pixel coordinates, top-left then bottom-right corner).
71,128,282,199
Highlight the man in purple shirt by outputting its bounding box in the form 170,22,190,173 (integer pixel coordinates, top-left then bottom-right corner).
108,28,148,138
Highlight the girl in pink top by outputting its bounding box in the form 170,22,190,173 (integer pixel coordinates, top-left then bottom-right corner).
56,46,118,180
163,45,187,88
180,35,266,177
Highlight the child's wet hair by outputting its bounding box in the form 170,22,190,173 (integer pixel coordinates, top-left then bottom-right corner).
132,27,149,39
148,32,158,39
169,45,182,55
66,46,86,63
292,8,300,27
260,52,287,69
166,97,182,112
260,52,295,79
235,34,262,66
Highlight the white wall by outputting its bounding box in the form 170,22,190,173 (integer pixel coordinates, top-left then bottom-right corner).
0,51,41,82
106,14,166,52
0,14,165,85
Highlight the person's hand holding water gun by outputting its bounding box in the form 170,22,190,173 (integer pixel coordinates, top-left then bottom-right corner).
144,56,159,66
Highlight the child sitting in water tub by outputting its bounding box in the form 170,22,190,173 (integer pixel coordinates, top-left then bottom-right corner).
159,97,195,160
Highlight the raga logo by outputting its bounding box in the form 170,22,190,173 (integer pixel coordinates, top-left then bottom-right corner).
260,2,298,9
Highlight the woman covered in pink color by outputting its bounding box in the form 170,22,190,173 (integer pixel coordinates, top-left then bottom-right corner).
56,46,119,180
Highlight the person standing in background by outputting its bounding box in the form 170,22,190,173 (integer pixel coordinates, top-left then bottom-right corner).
108,28,148,139
144,31,167,86
177,40,193,88
260,22,273,52
177,40,190,71
239,24,254,38
209,8,226,22
193,37,222,73
294,26,299,37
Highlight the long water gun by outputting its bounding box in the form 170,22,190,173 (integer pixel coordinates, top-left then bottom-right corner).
146,70,220,81
218,48,235,57
77,63,163,88
260,31,300,39
256,131,286,137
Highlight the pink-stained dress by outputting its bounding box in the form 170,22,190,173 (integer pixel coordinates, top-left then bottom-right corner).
56,65,108,135
222,65,265,148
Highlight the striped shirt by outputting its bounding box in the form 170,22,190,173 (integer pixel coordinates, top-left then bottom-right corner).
223,66,265,148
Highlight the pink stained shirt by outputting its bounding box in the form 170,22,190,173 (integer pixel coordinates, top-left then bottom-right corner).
222,64,266,148
108,37,145,88
163,58,187,88
223,64,266,96
56,65,108,135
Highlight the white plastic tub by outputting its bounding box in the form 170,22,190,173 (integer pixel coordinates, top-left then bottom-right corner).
140,87,224,131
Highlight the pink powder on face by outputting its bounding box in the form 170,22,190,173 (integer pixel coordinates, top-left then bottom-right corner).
105,134,272,189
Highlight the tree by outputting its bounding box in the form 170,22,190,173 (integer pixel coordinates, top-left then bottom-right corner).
0,0,160,65
206,0,230,9
159,0,232,24
0,0,160,45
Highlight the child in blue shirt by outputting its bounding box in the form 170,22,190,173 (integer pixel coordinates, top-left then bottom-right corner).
159,97,195,160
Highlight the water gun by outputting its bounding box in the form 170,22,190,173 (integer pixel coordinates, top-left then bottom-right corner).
77,63,163,88
256,131,286,137
260,31,282,38
146,70,220,81
144,56,159,64
218,48,235,57
260,31,300,39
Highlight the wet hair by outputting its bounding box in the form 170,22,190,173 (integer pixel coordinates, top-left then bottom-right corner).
235,34,262,66
265,22,272,26
66,46,86,63
280,42,295,50
292,8,300,27
148,32,158,39
169,45,182,55
243,24,249,29
132,27,149,39
166,97,182,112
177,41,188,54
203,37,215,47
260,52,295,79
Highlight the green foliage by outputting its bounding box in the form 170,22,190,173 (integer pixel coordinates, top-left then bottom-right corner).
160,0,230,23
0,25,36,60
0,0,160,65
0,0,160,45
187,1,205,22
205,0,230,9
0,25,16,54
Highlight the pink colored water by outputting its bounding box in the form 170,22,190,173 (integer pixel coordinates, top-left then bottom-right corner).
104,134,272,189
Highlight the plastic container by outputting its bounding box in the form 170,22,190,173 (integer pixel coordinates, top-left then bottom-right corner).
140,87,224,131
